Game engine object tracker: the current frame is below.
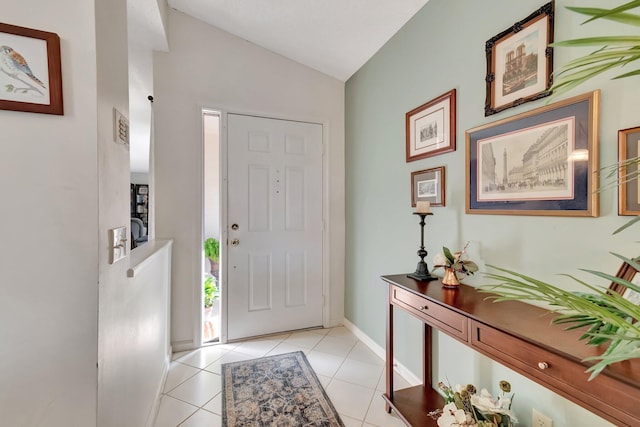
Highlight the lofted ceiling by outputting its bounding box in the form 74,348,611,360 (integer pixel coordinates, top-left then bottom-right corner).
166,0,430,81
127,0,430,173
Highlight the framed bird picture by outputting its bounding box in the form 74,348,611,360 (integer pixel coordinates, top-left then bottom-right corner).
0,23,63,115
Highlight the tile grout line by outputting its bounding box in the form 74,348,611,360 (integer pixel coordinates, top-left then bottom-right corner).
159,327,387,427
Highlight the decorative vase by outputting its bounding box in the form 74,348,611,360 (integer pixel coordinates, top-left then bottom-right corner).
209,258,219,279
442,267,460,288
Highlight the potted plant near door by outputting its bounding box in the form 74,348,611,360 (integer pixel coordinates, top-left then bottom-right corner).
204,273,220,339
204,237,220,278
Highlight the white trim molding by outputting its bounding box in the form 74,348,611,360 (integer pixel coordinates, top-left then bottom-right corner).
342,318,421,386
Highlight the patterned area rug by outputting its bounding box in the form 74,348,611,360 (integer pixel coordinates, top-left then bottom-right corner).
221,351,344,426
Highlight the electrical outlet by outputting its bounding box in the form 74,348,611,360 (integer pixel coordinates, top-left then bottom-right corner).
532,408,553,427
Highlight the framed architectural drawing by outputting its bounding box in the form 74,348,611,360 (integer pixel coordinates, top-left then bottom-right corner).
411,166,445,208
610,260,640,305
406,89,456,162
618,126,640,215
466,90,600,217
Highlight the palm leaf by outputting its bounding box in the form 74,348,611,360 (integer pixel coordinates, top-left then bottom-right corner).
614,216,640,234
578,0,640,24
551,36,640,47
614,68,640,78
482,265,640,378
557,47,640,71
566,6,640,26
550,55,639,96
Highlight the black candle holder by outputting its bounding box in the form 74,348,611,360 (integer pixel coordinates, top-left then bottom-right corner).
407,212,436,281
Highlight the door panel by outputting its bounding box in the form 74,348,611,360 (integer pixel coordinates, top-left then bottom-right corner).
227,114,323,340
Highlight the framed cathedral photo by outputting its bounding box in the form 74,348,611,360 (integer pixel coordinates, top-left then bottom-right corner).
484,2,554,116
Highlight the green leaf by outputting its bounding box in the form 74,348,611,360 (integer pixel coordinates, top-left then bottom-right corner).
462,260,479,273
551,36,640,47
481,265,640,378
558,48,640,71
578,0,640,24
566,6,640,26
613,216,640,234
613,68,640,78
443,246,455,265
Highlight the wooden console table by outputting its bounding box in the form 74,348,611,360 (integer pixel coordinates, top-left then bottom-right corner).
382,274,640,426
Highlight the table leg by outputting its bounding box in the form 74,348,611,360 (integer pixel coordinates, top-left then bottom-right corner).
385,288,394,413
423,323,432,388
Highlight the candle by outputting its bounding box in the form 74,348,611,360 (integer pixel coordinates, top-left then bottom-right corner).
416,201,431,213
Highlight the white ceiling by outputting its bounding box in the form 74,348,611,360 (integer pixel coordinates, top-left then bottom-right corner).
167,0,430,81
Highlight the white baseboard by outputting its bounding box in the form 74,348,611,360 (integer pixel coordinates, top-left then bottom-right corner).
172,339,196,352
342,318,421,386
146,350,172,427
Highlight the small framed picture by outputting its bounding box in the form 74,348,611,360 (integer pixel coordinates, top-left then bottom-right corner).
137,185,148,195
411,166,445,208
0,23,63,115
406,89,456,162
610,261,640,305
618,126,640,215
484,2,554,116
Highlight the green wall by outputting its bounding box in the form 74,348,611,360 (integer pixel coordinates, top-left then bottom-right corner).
345,1,638,425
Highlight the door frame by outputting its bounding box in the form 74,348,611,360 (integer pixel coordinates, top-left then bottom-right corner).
197,105,332,345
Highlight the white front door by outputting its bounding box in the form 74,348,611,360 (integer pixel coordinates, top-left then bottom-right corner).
226,113,323,340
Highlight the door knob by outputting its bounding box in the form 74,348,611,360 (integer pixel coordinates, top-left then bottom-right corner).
231,223,239,230
231,239,240,246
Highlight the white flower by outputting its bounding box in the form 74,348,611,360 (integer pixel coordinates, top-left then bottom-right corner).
470,389,518,423
437,403,477,427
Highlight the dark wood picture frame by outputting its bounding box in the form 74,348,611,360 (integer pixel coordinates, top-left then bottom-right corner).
618,126,640,215
466,90,600,217
406,89,456,162
610,261,640,305
411,166,445,208
485,2,554,116
0,22,63,115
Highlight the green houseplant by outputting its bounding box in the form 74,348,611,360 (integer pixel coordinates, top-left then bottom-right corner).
204,274,219,309
549,1,640,98
204,237,220,278
483,1,640,379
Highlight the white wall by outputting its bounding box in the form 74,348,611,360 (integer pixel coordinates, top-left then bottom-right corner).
96,0,171,426
154,10,345,348
0,1,99,425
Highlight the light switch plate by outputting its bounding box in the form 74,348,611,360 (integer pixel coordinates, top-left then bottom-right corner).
108,226,128,264
113,108,129,147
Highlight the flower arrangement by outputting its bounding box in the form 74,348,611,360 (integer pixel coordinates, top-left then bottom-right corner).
430,380,517,427
433,242,479,277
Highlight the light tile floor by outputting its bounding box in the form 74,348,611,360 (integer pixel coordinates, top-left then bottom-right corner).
154,326,412,427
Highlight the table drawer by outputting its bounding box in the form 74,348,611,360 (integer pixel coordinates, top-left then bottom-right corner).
471,320,640,426
391,286,468,342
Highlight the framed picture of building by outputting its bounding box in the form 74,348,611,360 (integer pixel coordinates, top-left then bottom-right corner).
406,89,456,162
466,90,600,216
411,166,445,208
618,126,640,215
485,2,554,116
610,260,640,305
